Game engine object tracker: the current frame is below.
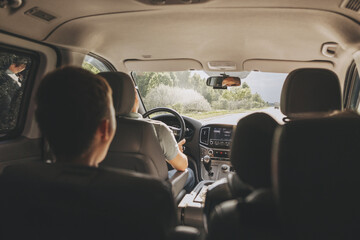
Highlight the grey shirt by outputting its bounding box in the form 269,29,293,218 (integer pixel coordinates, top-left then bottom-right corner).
126,112,179,161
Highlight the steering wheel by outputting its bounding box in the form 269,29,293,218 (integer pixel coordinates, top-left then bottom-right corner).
143,107,186,142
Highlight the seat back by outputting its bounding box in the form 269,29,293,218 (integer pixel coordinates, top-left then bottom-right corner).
204,112,278,219
207,189,280,240
272,111,360,239
98,72,168,180
231,112,278,189
0,162,177,240
106,116,169,179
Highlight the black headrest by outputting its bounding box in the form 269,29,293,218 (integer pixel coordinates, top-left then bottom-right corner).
231,112,278,189
272,111,360,237
98,72,135,116
280,68,342,118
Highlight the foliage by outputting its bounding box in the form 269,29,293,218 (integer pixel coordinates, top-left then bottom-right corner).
135,71,268,115
82,62,100,74
145,85,211,112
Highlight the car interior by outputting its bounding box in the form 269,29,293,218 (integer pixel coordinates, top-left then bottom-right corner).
1,0,360,239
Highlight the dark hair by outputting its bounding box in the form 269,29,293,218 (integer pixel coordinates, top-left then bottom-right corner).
36,66,111,159
12,55,29,67
0,53,29,71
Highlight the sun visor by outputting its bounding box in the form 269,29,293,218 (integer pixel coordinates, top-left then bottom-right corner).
124,59,203,72
243,59,334,73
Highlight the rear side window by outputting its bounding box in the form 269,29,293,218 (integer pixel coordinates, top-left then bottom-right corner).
82,54,114,74
0,49,36,136
345,62,360,113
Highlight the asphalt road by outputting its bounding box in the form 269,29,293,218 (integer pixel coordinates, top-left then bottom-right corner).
200,107,285,125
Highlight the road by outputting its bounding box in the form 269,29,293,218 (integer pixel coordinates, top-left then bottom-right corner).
200,107,285,125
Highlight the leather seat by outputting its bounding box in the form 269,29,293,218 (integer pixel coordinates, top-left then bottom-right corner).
272,111,360,239
207,189,280,240
204,112,278,220
0,162,200,240
97,72,188,198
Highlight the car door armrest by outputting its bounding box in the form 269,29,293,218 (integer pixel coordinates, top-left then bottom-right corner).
169,169,189,197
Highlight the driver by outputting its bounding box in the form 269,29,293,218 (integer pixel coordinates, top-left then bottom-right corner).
127,87,195,193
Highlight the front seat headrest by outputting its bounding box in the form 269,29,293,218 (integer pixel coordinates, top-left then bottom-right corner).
231,112,278,189
280,68,342,118
98,72,135,116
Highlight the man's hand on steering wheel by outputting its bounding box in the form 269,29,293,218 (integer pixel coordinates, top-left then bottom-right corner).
178,139,186,153
142,107,186,142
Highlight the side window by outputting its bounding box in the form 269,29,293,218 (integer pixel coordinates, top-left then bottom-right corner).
345,62,360,113
82,54,114,74
350,74,360,111
0,49,35,136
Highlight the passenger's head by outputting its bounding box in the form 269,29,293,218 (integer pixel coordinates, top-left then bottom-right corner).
0,54,28,72
36,66,116,166
9,56,28,73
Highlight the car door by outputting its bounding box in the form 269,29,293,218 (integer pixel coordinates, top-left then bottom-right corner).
0,32,58,171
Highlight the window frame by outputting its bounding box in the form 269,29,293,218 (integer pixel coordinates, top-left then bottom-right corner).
130,71,148,113
343,61,360,113
0,44,40,140
82,53,117,73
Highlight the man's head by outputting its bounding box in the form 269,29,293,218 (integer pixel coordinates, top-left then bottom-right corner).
9,55,28,73
36,66,116,166
0,54,28,72
8,63,26,74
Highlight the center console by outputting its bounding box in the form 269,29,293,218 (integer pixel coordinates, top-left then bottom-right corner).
177,180,213,228
177,125,237,229
199,124,235,181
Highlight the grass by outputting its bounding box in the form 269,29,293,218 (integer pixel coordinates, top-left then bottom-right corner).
184,108,266,120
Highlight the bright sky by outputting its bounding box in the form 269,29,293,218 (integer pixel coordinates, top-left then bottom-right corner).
192,70,287,103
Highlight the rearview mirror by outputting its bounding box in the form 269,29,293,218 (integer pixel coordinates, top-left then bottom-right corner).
206,75,241,89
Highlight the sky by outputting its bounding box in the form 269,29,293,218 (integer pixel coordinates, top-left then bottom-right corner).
192,70,287,103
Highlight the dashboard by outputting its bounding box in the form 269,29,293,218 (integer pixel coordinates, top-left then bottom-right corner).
150,114,235,181
199,124,235,180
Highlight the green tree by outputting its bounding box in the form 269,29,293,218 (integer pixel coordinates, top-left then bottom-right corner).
145,84,211,112
242,82,250,88
82,62,100,74
134,72,155,97
148,72,173,89
135,72,174,97
174,71,191,88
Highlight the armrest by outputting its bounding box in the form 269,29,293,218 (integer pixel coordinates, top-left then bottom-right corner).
168,226,201,240
169,169,189,197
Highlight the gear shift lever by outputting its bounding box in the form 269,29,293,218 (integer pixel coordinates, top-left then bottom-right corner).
203,155,214,177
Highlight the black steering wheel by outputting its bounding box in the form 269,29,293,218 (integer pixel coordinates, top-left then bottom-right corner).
143,107,186,142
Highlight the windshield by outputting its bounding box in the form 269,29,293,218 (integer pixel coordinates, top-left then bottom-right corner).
133,71,287,124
